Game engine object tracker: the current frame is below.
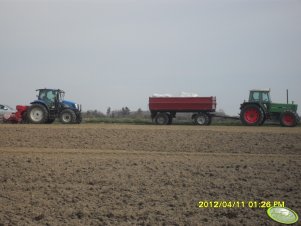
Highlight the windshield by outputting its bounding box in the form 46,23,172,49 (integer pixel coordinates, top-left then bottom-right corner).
250,92,260,101
39,90,56,103
262,92,271,102
59,91,65,102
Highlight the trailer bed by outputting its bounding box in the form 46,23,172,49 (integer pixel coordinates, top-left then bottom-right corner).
149,96,217,125
149,97,216,112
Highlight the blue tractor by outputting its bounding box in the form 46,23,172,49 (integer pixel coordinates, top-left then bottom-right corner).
26,89,82,124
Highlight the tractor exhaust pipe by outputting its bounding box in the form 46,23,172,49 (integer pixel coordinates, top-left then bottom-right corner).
286,89,289,104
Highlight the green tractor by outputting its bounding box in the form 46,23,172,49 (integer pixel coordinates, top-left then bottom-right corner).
240,89,300,127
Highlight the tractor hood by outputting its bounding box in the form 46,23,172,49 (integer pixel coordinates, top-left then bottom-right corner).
270,102,298,112
63,100,81,111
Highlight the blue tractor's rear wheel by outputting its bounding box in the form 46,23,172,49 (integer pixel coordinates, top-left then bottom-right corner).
27,104,48,124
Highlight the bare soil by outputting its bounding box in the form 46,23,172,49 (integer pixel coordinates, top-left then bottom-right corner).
0,124,300,226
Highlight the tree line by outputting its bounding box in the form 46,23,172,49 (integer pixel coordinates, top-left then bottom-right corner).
83,107,147,118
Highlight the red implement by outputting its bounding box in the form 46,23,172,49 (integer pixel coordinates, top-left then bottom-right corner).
3,105,29,123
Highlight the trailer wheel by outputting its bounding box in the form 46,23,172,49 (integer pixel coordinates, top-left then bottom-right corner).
280,111,298,127
155,113,169,125
192,114,197,125
207,115,212,125
194,113,210,125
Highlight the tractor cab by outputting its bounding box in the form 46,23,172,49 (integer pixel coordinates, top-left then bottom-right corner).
249,89,271,104
37,89,64,108
35,89,79,111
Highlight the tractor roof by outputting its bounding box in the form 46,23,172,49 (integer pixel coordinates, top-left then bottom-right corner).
250,89,270,92
36,89,65,93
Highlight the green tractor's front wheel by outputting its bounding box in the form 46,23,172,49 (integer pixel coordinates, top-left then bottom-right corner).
240,104,264,126
60,109,76,124
280,111,298,127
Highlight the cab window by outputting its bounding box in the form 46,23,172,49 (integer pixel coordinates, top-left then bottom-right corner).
251,92,260,101
39,91,47,100
46,91,56,102
39,90,56,103
262,92,270,102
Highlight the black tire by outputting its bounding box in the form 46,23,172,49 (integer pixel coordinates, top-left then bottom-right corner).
76,113,82,124
21,111,28,124
280,110,298,127
194,113,210,125
154,113,169,125
46,118,55,124
240,104,264,126
192,114,197,125
207,115,212,125
259,114,266,125
60,109,76,124
27,104,48,124
167,115,173,125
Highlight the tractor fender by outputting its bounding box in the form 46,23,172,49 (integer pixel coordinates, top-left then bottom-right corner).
30,100,49,110
240,102,267,116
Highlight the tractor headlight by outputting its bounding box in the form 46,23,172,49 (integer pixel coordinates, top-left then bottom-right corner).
74,104,81,111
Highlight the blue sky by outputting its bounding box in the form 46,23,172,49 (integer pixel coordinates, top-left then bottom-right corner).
0,0,300,115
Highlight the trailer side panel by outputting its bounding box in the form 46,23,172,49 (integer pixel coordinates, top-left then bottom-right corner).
149,97,216,112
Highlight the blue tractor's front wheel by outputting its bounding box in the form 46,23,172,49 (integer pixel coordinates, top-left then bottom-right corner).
60,109,76,124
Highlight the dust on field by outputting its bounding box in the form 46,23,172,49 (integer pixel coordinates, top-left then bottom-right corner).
0,124,300,225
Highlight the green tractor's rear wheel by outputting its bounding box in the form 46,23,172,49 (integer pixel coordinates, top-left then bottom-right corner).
60,109,76,124
280,111,298,127
27,104,48,124
240,104,264,126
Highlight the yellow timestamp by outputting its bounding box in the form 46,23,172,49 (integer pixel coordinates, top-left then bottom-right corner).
198,201,285,209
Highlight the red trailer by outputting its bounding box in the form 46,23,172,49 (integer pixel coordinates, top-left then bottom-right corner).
149,96,217,125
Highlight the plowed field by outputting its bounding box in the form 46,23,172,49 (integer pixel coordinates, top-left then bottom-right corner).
0,124,300,225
